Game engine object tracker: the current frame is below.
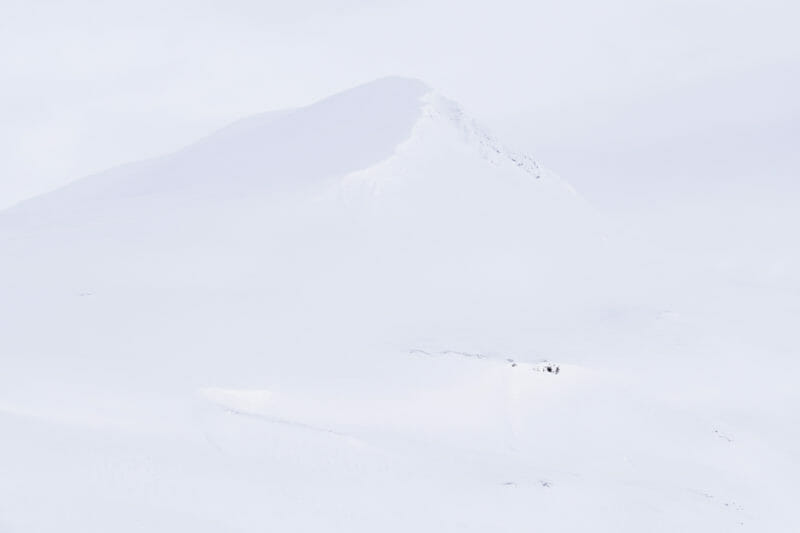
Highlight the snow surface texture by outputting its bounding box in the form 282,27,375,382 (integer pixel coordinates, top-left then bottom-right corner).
1,77,798,532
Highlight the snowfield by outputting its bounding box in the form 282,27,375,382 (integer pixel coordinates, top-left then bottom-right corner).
0,77,798,532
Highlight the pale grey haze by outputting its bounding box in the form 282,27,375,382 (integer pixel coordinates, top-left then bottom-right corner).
2,0,798,210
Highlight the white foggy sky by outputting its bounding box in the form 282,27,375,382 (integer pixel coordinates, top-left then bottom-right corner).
1,0,798,209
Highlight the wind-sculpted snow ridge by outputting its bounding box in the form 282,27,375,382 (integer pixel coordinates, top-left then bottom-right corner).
424,93,547,179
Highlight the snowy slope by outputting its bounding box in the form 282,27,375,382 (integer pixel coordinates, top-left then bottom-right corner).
0,77,797,532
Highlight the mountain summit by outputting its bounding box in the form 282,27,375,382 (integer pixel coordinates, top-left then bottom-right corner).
0,77,603,331
2,77,572,222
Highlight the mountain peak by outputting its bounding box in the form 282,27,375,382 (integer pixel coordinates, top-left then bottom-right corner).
1,76,562,226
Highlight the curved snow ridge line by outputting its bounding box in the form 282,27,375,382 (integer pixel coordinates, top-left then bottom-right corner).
200,374,517,437
339,87,574,198
200,387,354,439
401,90,552,180
424,93,546,179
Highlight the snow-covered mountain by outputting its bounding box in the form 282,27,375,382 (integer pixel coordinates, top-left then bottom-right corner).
1,77,566,216
1,77,797,532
